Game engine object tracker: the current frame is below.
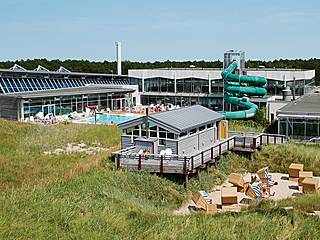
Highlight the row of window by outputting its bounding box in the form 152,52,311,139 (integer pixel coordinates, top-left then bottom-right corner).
23,96,129,118
279,118,320,139
0,77,129,94
125,125,178,140
124,122,214,140
129,77,311,96
180,123,214,138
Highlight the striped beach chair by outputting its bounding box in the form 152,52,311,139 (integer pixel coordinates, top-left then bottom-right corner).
252,182,262,200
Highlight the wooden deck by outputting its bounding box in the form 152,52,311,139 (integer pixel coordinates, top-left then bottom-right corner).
114,133,286,177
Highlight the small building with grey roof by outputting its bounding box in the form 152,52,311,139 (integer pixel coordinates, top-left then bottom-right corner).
277,89,320,140
118,105,225,156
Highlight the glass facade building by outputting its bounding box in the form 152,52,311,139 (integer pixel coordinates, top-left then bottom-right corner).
0,66,134,121
277,91,320,140
21,90,132,120
128,67,315,112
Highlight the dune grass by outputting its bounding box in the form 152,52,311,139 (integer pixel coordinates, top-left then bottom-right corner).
1,120,320,239
228,120,266,133
0,120,121,189
1,166,320,239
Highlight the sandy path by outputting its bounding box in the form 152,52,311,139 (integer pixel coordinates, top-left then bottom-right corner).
173,172,320,215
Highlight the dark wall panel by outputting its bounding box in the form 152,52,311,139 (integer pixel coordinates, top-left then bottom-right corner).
0,96,19,120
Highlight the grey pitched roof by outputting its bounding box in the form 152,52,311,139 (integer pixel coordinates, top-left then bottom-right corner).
277,92,320,116
118,105,224,133
149,105,224,133
117,116,146,129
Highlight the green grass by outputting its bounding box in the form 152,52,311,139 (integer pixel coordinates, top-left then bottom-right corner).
1,169,320,239
1,120,320,239
0,120,121,189
228,120,266,133
188,142,320,192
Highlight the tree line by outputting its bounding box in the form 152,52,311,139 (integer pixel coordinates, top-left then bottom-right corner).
0,58,319,83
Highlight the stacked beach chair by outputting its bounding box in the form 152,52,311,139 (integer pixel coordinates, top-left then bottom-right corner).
289,163,320,193
192,191,217,213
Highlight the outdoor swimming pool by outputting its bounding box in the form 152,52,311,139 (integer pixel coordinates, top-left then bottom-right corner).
78,113,139,124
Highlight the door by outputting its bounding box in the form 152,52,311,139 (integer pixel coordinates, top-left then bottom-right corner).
42,104,56,117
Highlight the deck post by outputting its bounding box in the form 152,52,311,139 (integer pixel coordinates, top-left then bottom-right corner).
243,137,246,148
253,138,256,150
274,136,276,144
219,143,222,156
191,156,194,171
117,155,121,171
281,136,284,144
184,156,188,188
227,140,230,151
210,147,213,161
233,137,236,148
267,135,269,144
160,155,163,176
201,152,204,166
138,155,142,170
260,135,263,145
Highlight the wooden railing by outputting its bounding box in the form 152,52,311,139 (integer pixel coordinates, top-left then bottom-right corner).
230,132,286,151
114,133,286,176
114,137,235,175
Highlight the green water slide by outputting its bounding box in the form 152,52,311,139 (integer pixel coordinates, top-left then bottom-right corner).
221,61,267,119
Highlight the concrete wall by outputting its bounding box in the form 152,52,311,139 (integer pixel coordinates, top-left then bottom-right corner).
0,95,19,120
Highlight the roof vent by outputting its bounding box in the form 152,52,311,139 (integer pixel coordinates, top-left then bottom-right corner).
9,64,26,71
57,66,71,73
34,65,50,72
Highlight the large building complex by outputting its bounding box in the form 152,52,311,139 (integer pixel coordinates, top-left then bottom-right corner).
0,50,316,125
0,64,137,121
128,66,315,111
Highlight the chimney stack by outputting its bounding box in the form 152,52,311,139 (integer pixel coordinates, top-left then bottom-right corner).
116,41,122,75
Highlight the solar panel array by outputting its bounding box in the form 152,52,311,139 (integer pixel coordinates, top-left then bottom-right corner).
0,76,129,94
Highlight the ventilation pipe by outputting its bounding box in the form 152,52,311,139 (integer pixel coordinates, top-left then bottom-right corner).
116,41,122,75
292,76,296,100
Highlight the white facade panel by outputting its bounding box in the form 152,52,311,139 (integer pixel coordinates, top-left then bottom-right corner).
129,69,315,82
246,70,315,81
128,69,223,80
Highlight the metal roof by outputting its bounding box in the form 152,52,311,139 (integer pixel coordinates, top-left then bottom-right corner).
148,105,224,133
2,85,134,99
118,105,223,134
277,91,320,116
0,68,128,78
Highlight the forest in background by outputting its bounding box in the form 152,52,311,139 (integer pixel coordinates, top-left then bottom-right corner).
0,58,319,84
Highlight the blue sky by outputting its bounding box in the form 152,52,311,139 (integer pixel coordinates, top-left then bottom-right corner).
1,0,319,61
